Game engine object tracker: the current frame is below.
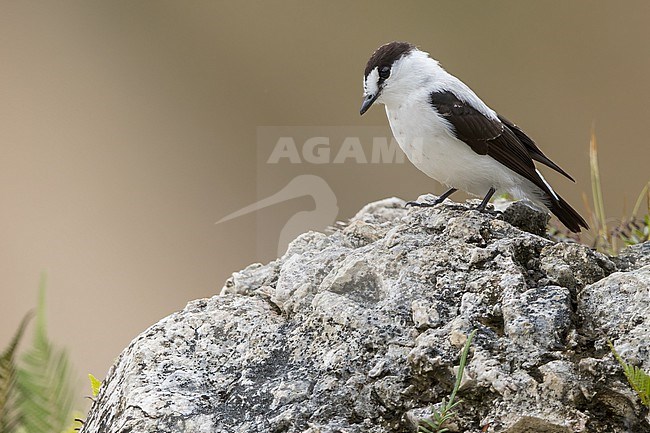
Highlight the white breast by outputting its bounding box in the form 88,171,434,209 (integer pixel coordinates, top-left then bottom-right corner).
385,99,544,205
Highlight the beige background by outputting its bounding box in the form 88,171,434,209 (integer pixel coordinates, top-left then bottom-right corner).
1,1,649,405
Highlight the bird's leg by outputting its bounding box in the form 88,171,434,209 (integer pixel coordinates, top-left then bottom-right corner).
476,187,496,212
406,188,458,207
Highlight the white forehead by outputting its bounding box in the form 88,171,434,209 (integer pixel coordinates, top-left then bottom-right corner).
363,68,380,96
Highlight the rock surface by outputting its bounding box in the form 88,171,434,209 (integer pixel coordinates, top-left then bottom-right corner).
81,196,650,433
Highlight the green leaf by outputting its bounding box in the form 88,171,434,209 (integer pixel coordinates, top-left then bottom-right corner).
88,374,101,398
418,330,476,433
15,276,77,433
609,341,650,408
622,364,650,407
1,313,33,433
448,329,476,404
418,419,435,433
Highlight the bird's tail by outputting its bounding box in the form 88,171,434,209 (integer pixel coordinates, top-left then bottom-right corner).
549,195,589,233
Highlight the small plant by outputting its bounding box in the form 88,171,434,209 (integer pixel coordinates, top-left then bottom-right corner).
550,130,650,254
419,330,476,433
586,129,609,252
615,200,650,247
0,313,32,433
609,342,650,408
0,276,80,433
581,130,650,255
88,374,101,398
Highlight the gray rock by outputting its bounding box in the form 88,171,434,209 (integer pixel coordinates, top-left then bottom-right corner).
579,265,650,365
616,241,650,271
81,199,650,433
498,199,551,236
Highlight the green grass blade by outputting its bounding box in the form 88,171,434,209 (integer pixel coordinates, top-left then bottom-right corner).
589,131,611,253
629,182,649,219
419,330,476,433
448,329,476,405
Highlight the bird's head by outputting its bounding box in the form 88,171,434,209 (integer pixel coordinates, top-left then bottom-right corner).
360,41,433,115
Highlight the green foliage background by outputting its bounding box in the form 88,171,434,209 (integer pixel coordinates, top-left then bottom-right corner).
0,277,80,433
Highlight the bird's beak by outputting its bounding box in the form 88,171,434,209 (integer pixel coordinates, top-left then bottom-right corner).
359,93,379,115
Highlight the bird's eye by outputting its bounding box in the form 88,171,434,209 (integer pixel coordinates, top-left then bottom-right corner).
379,66,391,79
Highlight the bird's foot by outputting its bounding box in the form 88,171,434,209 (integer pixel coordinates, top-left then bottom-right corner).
473,204,495,213
474,203,490,213
405,200,435,208
405,188,458,209
406,195,453,208
472,202,502,215
405,189,459,209
473,187,496,213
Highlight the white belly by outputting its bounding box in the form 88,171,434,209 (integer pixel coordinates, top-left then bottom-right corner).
385,104,543,203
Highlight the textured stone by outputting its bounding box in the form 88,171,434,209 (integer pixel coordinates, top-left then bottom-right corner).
498,199,551,236
579,265,650,365
81,198,650,433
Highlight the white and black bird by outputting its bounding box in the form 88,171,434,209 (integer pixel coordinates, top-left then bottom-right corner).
360,41,588,232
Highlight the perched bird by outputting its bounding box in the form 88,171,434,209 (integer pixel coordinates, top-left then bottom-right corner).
360,41,588,232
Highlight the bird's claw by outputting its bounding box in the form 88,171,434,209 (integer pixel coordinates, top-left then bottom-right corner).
472,204,501,214
405,200,437,208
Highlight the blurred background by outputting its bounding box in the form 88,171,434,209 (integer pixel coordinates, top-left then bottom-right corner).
1,0,649,402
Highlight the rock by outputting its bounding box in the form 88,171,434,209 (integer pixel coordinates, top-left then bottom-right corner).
498,200,551,236
578,265,650,365
616,241,650,271
81,199,650,433
539,243,616,290
501,286,572,362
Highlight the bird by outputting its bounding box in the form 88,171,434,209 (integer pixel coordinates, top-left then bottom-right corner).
359,41,588,233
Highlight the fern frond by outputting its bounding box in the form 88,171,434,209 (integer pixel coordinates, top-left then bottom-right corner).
0,313,33,433
609,341,650,408
624,365,650,407
16,277,77,433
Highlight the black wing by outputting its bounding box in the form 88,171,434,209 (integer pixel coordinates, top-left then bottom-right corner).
429,90,588,232
430,91,549,194
498,115,574,181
